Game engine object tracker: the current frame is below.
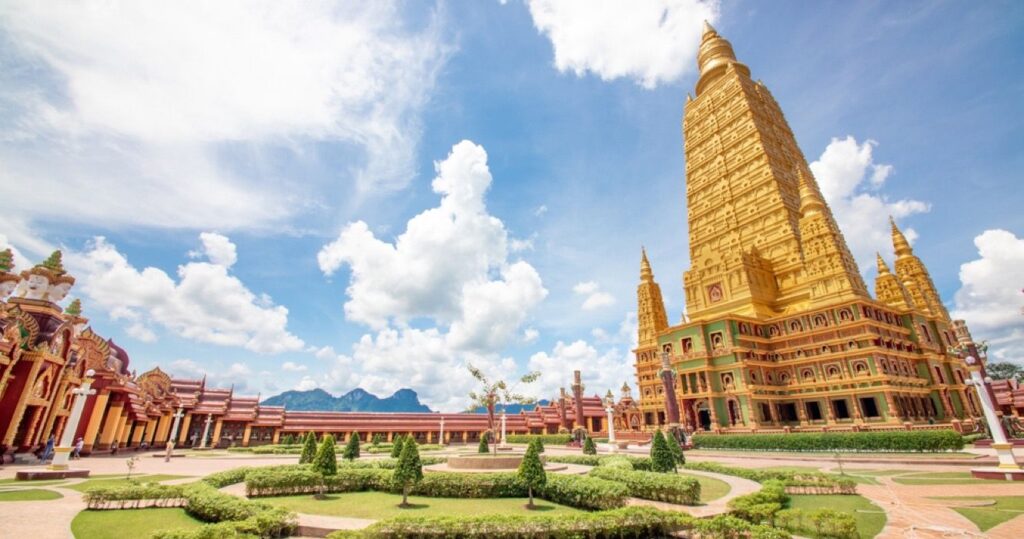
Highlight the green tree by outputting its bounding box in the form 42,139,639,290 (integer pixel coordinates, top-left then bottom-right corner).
987,362,1024,383
582,435,597,455
390,434,406,458
517,440,547,509
467,364,541,442
371,433,384,446
342,432,361,461
666,431,685,465
281,434,294,446
299,432,317,464
478,433,490,454
650,430,676,473
529,437,544,454
312,434,337,499
393,437,423,507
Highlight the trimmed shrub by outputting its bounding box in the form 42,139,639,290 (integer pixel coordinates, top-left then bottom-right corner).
530,437,544,453
692,429,963,452
682,462,856,495
390,435,405,459
650,430,676,473
281,434,295,446
342,433,360,461
83,482,187,509
589,466,701,505
545,454,654,471
315,434,338,477
371,433,384,446
536,474,628,510
393,438,423,506
477,435,489,454
517,441,546,508
666,431,685,465
299,432,317,464
505,434,571,445
582,436,597,455
728,480,788,524
776,507,858,539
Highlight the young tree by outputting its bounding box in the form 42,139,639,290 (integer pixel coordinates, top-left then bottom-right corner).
371,433,384,446
390,434,406,458
650,430,676,473
478,432,490,454
281,434,294,446
342,432,361,461
517,441,546,509
582,435,597,455
393,438,423,508
987,362,1024,383
312,434,337,499
666,430,685,465
467,364,541,436
299,432,317,464
530,437,545,454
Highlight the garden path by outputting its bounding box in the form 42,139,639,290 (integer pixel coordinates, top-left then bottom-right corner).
624,468,761,517
2,481,87,538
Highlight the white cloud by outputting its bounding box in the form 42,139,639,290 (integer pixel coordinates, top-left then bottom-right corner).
0,1,448,250
526,0,718,88
951,229,1024,364
295,377,320,391
71,234,304,354
509,236,535,252
810,136,930,272
318,140,547,351
192,232,237,268
528,340,634,401
573,280,615,310
534,205,548,217
281,361,308,373
522,328,540,344
168,358,253,392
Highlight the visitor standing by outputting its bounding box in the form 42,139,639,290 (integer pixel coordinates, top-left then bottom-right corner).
111,440,119,455
72,437,84,459
40,434,55,462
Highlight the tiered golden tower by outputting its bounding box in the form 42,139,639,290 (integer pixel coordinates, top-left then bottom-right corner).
634,23,979,433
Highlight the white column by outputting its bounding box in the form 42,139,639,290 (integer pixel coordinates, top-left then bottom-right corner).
500,411,507,446
605,406,616,443
165,408,185,461
199,414,213,449
50,371,97,470
439,417,445,445
968,368,1019,469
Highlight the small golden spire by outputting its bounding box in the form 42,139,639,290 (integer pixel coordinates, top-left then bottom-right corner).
640,247,653,282
890,216,913,258
702,20,717,37
697,20,737,79
797,169,825,216
876,252,891,275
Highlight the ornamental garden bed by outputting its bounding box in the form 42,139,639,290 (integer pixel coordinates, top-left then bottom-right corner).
691,430,964,452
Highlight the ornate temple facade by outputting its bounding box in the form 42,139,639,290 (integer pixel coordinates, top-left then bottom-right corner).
633,23,1016,434
0,251,642,457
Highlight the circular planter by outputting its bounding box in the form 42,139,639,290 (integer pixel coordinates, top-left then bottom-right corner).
447,453,538,470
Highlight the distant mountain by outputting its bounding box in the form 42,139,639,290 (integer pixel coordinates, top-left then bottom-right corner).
470,400,549,414
261,387,432,413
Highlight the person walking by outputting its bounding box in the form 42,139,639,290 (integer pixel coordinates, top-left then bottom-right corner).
71,437,84,459
111,440,119,455
40,434,55,462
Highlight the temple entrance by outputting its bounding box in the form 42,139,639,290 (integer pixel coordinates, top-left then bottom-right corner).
695,402,712,431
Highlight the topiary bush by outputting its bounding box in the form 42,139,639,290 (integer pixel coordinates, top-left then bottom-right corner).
506,434,571,445
650,430,676,473
692,429,964,452
477,435,489,454
589,466,701,505
390,435,405,459
666,431,685,465
582,436,597,455
682,462,856,495
517,440,546,508
299,432,317,464
393,438,423,507
342,432,360,461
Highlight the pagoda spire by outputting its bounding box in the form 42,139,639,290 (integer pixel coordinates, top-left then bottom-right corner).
890,216,914,258
636,247,669,347
874,252,914,310
798,168,826,216
695,20,744,95
876,253,891,275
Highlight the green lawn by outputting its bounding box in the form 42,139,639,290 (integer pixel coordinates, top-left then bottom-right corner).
71,508,204,539
891,471,994,485
930,496,1024,531
787,494,886,539
0,488,63,501
0,478,68,487
261,491,584,519
678,472,730,503
65,474,191,493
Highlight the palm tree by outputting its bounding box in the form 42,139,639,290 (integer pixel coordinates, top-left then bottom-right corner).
467,364,541,448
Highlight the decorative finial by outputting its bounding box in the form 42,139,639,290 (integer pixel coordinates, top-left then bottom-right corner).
640,247,654,282
875,253,891,275
797,169,825,216
702,20,717,37
65,298,83,316
890,216,913,258
38,250,66,275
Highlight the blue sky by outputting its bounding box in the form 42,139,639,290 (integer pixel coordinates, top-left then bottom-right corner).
1,1,1022,410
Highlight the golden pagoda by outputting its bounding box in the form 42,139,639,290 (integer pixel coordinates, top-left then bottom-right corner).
634,23,979,433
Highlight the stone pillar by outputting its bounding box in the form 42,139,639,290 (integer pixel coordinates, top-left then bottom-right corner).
571,370,585,430
439,417,445,445
82,392,110,451
241,425,252,447
154,414,171,445
605,405,616,443
115,414,131,446
98,402,125,448
658,353,681,426
797,399,808,426
707,398,718,429
50,375,96,470
199,414,213,448
211,418,224,448
271,429,281,444
177,413,193,444
500,411,507,446
884,392,899,421
131,422,147,446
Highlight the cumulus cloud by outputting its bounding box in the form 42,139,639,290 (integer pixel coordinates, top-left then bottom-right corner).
528,340,634,401
295,377,319,391
72,234,304,354
317,140,548,409
951,229,1024,364
526,0,718,88
810,136,930,271
191,232,237,268
0,1,447,253
281,361,308,373
522,328,540,344
573,281,615,310
169,358,254,392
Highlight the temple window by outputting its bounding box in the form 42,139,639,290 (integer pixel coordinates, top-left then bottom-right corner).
859,397,881,418
681,338,693,352
839,309,853,322
854,362,868,375
769,326,780,337
813,314,826,327
826,366,840,378
789,320,802,332
710,332,724,349
801,368,814,381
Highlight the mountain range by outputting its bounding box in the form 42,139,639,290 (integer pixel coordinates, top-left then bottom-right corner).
261,387,432,413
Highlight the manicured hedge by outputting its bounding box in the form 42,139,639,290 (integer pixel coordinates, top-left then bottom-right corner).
324,508,791,539
775,508,858,539
545,454,654,471
244,467,627,511
589,466,701,505
683,462,856,495
692,430,963,452
506,434,572,445
365,444,442,454
83,483,187,509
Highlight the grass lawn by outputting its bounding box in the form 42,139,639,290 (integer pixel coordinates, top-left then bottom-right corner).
891,471,994,485
678,472,730,503
261,491,584,519
930,496,1024,531
0,478,68,487
787,494,886,539
0,488,63,501
71,507,204,539
65,474,191,493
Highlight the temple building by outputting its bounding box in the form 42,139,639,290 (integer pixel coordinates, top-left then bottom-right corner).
0,250,643,457
633,23,1017,434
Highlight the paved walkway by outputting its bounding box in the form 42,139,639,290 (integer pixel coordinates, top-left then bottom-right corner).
2,482,88,539
625,468,760,517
